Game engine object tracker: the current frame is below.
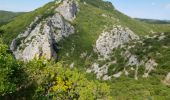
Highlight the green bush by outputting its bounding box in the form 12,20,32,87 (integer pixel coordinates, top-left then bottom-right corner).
22,60,113,100
0,39,26,96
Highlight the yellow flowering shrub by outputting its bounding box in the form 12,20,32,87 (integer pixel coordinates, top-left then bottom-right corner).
51,77,72,92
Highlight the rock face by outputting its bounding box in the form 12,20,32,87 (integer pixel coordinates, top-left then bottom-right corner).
10,0,78,61
90,25,159,80
95,25,139,58
56,0,79,21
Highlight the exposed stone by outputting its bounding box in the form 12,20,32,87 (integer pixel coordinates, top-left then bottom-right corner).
83,2,87,5
70,62,74,68
143,59,158,78
95,25,139,58
101,14,108,17
113,72,122,78
124,69,129,76
66,53,69,57
56,0,79,21
124,51,140,66
80,52,87,58
87,62,115,80
11,12,75,61
159,33,165,40
128,55,139,66
103,75,111,80
130,67,135,71
164,73,170,85
134,66,139,80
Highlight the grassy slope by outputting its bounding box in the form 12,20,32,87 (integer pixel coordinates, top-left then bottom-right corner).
59,0,165,67
59,0,170,99
136,18,170,33
0,0,170,98
0,10,24,26
107,32,170,99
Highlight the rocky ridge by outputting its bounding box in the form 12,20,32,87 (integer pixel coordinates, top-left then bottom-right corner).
88,25,159,80
10,0,79,61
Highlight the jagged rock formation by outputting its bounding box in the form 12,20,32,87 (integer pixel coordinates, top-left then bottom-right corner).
95,25,139,59
56,0,79,21
88,26,160,80
10,0,78,61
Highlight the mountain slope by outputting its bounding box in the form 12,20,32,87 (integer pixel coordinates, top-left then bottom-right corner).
0,10,24,26
136,18,170,24
0,0,158,44
1,0,170,99
0,2,57,44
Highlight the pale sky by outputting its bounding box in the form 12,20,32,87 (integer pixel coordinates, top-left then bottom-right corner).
107,0,170,20
0,0,170,20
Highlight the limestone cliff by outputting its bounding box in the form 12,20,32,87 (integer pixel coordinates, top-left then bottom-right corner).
10,0,78,61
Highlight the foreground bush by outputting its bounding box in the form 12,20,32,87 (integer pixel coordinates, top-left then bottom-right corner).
0,39,25,96
24,59,113,100
0,38,113,99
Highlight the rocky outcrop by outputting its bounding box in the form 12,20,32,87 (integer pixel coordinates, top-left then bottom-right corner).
125,51,140,66
143,59,158,78
164,73,170,85
86,61,116,80
90,26,160,80
10,0,79,61
95,25,139,58
86,63,107,79
56,0,79,21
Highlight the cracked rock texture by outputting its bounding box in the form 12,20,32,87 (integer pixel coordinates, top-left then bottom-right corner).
10,0,78,61
56,0,79,21
95,25,139,58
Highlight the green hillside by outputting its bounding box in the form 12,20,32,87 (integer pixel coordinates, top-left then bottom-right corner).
0,1,57,44
0,10,24,26
136,18,170,24
0,0,170,99
1,0,169,44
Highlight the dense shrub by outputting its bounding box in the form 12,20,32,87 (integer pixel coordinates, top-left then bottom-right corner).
23,60,113,100
0,39,26,96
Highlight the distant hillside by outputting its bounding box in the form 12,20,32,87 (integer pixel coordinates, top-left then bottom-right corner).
135,18,170,24
0,10,24,26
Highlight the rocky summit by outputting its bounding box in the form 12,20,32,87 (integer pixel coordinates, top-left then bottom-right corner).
10,0,78,61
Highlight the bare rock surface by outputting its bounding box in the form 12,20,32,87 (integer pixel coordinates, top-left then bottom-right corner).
95,25,139,58
56,0,79,21
164,73,170,85
10,0,78,61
